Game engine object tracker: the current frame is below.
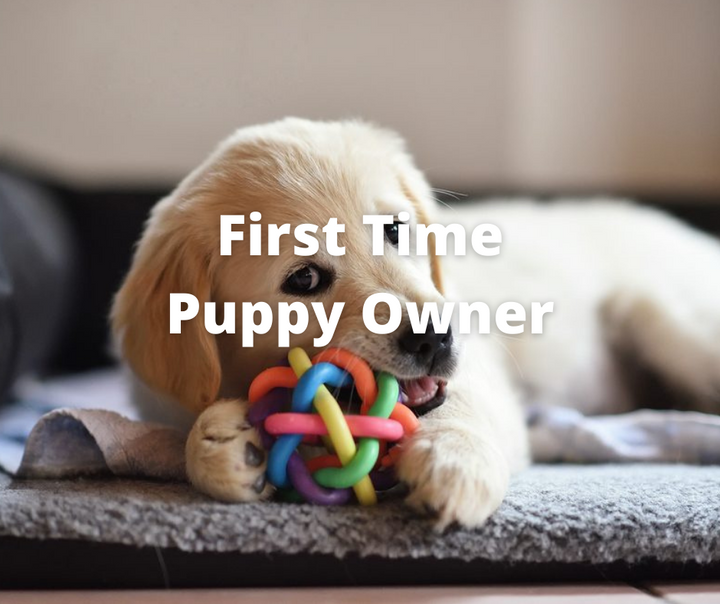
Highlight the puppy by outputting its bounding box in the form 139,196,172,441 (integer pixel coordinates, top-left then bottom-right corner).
113,118,720,528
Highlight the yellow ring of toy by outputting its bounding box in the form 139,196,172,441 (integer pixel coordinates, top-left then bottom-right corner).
288,347,377,505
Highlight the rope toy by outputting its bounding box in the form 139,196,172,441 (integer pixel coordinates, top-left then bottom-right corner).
247,347,419,505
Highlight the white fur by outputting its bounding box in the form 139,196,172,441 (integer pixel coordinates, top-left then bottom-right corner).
116,120,720,529
395,198,720,526
442,199,720,414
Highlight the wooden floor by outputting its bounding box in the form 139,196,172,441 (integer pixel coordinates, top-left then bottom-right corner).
3,585,720,603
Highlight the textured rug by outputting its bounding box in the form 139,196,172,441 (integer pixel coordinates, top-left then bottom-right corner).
2,464,719,566
3,369,720,570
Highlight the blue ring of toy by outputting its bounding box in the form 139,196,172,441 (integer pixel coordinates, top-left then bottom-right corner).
266,363,352,488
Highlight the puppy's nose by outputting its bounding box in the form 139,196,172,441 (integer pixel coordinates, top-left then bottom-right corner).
398,320,453,365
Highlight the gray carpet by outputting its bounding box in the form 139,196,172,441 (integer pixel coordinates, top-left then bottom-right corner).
2,464,719,565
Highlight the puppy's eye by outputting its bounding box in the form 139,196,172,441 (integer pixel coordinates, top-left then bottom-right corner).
384,221,402,247
282,264,333,296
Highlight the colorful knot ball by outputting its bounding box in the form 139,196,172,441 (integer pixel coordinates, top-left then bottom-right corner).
247,347,419,505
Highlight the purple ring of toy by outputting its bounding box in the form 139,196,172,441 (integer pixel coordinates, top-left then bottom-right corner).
369,468,399,491
287,453,353,505
248,390,288,449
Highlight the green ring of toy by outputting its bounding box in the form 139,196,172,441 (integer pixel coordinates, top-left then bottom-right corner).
313,372,399,489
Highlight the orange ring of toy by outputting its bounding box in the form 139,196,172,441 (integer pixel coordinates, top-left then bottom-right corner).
248,366,298,404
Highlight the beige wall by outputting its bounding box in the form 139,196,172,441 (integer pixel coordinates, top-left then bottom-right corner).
1,0,719,196
508,0,720,196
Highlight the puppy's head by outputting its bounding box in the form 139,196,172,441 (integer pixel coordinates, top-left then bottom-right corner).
112,118,456,415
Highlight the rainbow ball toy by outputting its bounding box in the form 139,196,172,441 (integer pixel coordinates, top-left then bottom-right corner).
247,347,419,506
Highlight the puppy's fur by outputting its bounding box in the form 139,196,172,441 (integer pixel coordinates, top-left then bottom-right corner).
113,118,720,528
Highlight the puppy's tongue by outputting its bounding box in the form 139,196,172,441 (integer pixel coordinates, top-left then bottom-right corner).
399,376,439,407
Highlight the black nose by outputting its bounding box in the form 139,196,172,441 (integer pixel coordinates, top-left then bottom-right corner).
398,320,453,366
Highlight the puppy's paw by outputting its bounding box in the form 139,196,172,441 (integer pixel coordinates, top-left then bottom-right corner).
396,420,509,530
185,399,272,502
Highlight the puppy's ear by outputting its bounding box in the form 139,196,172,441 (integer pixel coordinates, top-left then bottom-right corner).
112,208,220,414
414,203,445,295
398,175,445,295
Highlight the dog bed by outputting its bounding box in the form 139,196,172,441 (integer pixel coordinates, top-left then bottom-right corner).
2,464,720,587
2,370,720,588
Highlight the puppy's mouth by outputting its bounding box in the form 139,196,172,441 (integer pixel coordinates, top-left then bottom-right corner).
398,376,447,416
332,375,447,417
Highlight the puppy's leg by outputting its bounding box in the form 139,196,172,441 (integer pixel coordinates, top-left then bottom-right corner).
185,399,273,502
396,340,529,529
598,208,720,412
603,291,720,412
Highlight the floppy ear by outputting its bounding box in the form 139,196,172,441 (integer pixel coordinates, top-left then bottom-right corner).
111,211,220,414
412,201,445,295
398,174,445,295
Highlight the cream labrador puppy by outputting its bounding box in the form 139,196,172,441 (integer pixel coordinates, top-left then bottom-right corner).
113,118,720,528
